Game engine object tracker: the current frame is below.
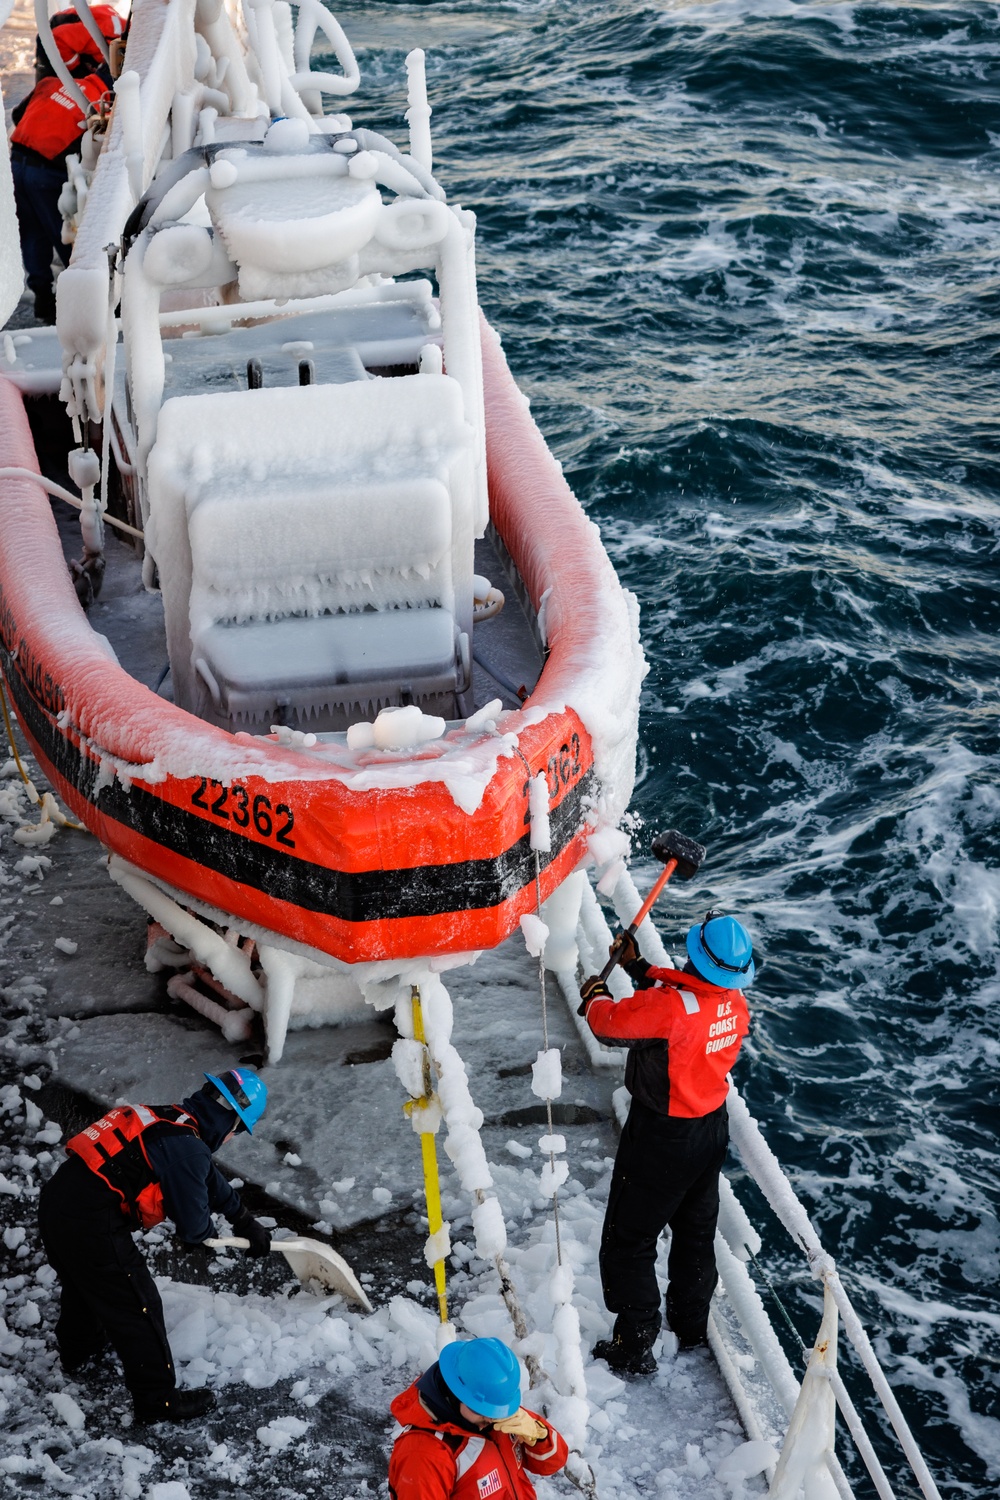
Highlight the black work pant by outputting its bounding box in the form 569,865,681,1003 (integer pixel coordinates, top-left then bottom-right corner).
600,1098,729,1344
11,153,70,300
38,1163,176,1405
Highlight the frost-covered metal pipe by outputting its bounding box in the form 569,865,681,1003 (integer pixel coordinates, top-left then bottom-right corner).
405,49,432,173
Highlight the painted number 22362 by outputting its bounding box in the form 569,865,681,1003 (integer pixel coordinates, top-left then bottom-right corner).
190,778,295,848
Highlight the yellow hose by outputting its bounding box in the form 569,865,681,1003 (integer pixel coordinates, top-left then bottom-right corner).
409,985,448,1324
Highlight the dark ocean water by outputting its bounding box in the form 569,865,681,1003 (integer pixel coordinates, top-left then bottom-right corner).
339,2,1000,1494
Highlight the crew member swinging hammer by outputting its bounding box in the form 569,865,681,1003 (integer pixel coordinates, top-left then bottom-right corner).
579,909,754,1374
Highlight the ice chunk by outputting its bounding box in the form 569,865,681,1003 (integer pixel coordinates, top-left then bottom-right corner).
54,937,78,956
472,1196,507,1259
424,1225,451,1267
149,1484,192,1500
538,1134,566,1155
519,913,549,958
256,1415,309,1449
464,698,503,732
48,1391,85,1431
531,1048,562,1101
716,1440,779,1482
539,1160,569,1197
372,705,447,750
506,1139,532,1160
528,773,551,852
392,1037,428,1099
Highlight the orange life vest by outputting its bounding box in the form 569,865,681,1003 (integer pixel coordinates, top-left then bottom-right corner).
10,73,110,163
66,1103,199,1229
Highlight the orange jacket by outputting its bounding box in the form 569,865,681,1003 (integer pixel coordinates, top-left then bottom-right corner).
66,1103,199,1229
389,1383,567,1500
10,73,109,162
583,965,749,1117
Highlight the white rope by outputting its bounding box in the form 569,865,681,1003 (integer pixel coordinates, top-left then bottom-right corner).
0,468,144,540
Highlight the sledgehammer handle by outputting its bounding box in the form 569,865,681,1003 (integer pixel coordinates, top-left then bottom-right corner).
596,858,678,983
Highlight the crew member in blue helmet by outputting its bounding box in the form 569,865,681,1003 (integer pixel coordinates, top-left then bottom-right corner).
389,1336,568,1499
38,1067,272,1423
578,912,754,1373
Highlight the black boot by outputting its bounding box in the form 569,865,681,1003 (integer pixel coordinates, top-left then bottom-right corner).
59,1337,109,1376
593,1317,658,1376
133,1387,216,1424
32,285,56,325
672,1328,709,1352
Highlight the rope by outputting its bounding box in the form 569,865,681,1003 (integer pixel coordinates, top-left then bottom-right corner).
0,467,145,540
0,675,85,833
745,1242,807,1353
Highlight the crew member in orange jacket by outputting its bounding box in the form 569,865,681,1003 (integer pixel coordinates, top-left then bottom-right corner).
389,1338,568,1500
8,6,125,322
578,911,754,1373
37,1068,272,1423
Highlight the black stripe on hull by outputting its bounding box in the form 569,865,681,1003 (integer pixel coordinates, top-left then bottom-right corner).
1,644,593,925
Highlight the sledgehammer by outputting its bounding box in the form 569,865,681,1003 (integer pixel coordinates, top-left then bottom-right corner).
595,829,706,985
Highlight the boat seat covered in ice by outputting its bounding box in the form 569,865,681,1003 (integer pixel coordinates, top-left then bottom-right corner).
146,373,476,729
158,293,441,400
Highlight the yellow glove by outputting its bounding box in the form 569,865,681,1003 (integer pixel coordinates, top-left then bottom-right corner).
493,1409,548,1445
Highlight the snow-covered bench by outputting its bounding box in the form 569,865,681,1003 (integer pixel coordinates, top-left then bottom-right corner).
146,372,476,729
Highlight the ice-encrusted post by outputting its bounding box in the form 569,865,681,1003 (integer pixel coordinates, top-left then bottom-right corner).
114,71,144,205
405,49,433,173
767,1286,840,1500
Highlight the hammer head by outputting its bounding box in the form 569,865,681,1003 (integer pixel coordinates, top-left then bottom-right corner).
650,830,705,880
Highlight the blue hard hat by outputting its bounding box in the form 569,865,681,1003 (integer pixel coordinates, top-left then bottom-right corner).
686,912,755,989
438,1338,521,1419
204,1067,267,1134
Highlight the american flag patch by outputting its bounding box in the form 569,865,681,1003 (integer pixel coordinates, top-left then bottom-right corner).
477,1469,503,1497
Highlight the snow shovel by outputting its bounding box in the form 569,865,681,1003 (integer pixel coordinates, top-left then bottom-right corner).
205,1236,373,1312
596,828,706,983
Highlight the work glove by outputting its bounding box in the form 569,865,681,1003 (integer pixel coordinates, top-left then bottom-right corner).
610,930,652,986
493,1409,548,1445
233,1205,272,1258
577,976,611,1014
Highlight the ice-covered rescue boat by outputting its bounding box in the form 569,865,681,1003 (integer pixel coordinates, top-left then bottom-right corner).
0,0,644,1056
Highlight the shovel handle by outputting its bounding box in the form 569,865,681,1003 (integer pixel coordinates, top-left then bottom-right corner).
205,1236,251,1250
596,858,678,983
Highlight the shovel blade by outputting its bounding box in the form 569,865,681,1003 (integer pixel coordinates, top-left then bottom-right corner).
650,829,705,880
276,1238,374,1312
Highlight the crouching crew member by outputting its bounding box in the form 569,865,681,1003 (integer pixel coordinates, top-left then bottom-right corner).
8,5,125,323
38,1068,272,1424
579,913,754,1374
389,1337,568,1500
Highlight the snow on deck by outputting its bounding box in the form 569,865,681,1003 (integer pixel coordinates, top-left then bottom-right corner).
0,745,762,1498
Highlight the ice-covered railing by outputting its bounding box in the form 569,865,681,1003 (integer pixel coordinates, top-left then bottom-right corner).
725,1087,943,1500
